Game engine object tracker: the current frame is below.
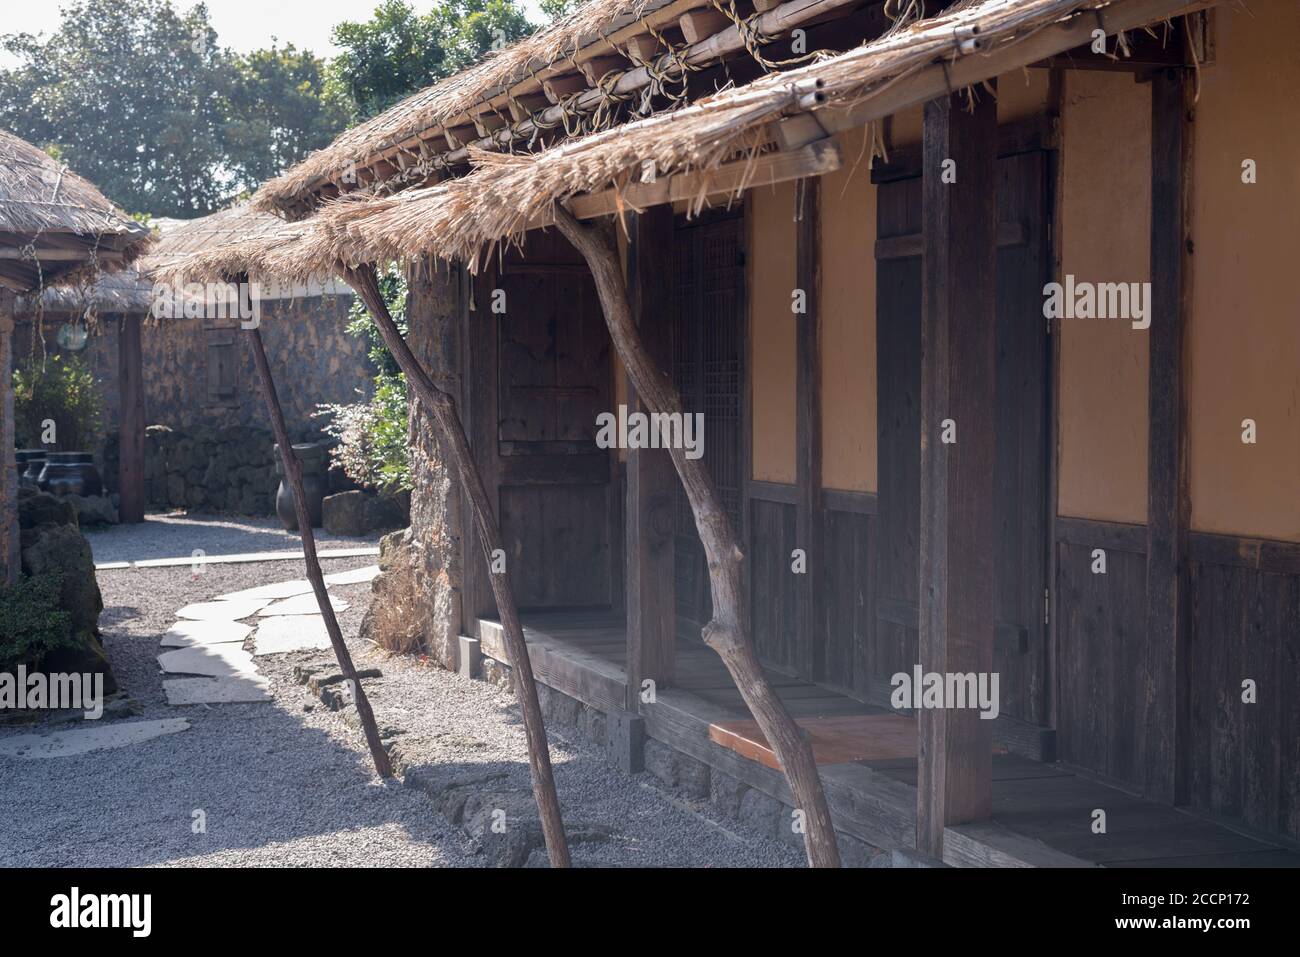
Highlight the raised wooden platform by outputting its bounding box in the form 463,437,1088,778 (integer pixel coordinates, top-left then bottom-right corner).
477,609,1300,868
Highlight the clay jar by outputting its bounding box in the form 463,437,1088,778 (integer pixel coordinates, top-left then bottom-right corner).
274,442,328,531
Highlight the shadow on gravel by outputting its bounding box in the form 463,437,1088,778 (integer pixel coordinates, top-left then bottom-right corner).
82,513,379,566
0,699,462,867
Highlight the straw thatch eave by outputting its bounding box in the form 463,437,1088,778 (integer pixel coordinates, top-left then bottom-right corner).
0,129,152,293
168,0,1209,288
255,0,683,217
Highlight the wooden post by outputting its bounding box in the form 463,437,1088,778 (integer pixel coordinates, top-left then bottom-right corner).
794,177,824,681
624,206,677,711
342,263,572,868
0,291,17,585
916,88,998,859
554,207,842,867
243,320,394,780
117,311,146,523
1143,67,1192,805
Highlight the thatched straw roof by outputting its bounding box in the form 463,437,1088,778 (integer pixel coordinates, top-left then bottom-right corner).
164,0,1203,286
256,0,673,216
0,129,152,292
136,204,294,276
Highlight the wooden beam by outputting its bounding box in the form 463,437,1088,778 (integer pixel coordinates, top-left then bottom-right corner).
117,311,146,524
916,86,998,858
1142,66,1193,805
624,206,678,711
679,8,731,44
0,291,18,584
794,176,823,681
561,137,841,225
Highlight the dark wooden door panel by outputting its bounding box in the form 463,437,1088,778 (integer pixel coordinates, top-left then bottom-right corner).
671,211,746,629
873,150,1051,723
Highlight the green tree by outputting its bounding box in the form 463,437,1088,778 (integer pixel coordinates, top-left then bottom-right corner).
221,44,350,191
0,0,346,216
327,0,535,122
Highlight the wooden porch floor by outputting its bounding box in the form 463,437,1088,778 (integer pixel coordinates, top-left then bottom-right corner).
478,609,1300,868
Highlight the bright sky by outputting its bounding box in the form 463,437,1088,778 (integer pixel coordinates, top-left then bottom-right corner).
1,0,548,63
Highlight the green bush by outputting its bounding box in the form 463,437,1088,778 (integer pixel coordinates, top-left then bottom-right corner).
317,264,412,492
0,573,76,671
13,353,104,451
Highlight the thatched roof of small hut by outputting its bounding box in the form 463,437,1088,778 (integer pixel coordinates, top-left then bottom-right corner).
0,129,152,292
164,0,1204,286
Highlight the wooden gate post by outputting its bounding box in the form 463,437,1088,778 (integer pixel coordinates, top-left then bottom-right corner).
117,311,146,523
0,291,18,584
624,207,677,711
916,87,999,859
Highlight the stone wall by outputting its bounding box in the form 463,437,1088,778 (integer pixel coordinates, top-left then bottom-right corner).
359,258,465,665
13,291,370,457
102,424,280,515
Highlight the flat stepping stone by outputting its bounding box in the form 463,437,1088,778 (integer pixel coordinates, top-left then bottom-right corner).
176,598,271,621
323,565,381,586
160,620,253,648
258,593,349,617
158,645,259,678
164,675,272,705
254,615,333,655
215,580,314,602
0,718,190,759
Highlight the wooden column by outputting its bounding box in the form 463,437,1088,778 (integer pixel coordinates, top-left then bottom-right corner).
916,88,999,858
1143,67,1193,805
0,291,17,584
117,311,146,523
794,177,824,681
624,207,676,710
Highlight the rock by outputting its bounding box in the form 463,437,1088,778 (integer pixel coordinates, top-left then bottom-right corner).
643,739,710,798
577,704,608,747
21,523,102,637
68,494,118,526
322,490,406,537
322,490,369,536
18,492,78,531
738,788,785,839
709,770,750,818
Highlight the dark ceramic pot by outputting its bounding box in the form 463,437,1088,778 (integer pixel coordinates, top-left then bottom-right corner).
38,451,103,497
274,443,328,531
15,449,44,488
23,454,47,488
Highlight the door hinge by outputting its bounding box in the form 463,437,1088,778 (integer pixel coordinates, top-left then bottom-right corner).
1044,588,1051,626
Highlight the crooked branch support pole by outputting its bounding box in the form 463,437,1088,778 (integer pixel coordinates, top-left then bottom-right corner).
342,262,571,869
244,322,393,779
553,205,841,867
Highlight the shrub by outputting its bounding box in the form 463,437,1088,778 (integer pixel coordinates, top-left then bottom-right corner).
13,353,104,451
0,573,76,671
317,264,411,492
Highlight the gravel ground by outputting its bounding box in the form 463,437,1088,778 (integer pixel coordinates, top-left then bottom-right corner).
1,518,803,868
83,511,379,566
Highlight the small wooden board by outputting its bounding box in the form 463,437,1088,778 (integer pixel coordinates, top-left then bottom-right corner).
708,714,920,770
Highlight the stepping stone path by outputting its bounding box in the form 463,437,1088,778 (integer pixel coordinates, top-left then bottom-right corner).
216,580,315,602
176,598,272,621
160,620,253,648
254,615,332,655
0,719,191,759
323,565,380,586
159,572,358,705
258,593,349,617
164,676,272,705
